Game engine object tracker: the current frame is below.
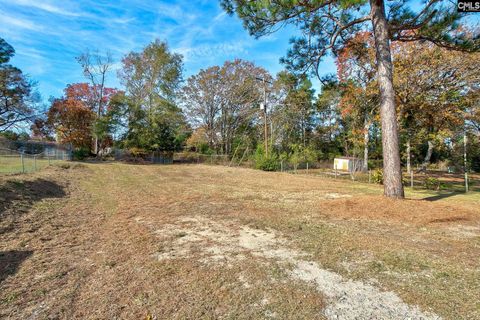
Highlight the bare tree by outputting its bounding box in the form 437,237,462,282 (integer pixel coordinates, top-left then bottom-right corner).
182,59,267,155
76,50,113,154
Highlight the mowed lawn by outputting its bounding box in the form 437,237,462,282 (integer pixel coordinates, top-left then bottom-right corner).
1,163,479,319
0,156,66,174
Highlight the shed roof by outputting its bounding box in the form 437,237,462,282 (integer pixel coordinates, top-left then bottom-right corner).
334,156,361,160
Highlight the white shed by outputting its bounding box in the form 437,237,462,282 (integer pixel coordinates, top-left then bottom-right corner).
334,157,364,172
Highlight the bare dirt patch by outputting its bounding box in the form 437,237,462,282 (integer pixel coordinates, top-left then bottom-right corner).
138,214,439,319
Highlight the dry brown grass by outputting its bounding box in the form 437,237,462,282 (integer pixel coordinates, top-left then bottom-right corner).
1,162,479,319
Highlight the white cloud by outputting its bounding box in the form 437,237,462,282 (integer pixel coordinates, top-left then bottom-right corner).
175,41,249,63
213,12,226,22
0,13,39,30
13,0,81,16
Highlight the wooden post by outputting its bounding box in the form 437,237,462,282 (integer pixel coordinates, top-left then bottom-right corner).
280,160,283,172
369,170,372,183
464,128,469,193
335,164,338,179
306,162,309,174
21,153,25,173
34,156,37,171
48,154,51,165
410,170,414,188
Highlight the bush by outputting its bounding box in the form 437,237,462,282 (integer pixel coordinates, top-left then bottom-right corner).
254,145,279,171
198,143,213,155
424,177,442,190
129,147,148,158
371,169,383,184
72,148,90,160
123,147,151,163
256,157,279,171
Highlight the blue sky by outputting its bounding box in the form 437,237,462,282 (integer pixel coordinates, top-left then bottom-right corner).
0,0,335,101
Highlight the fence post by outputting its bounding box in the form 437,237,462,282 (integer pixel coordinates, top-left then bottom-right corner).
464,128,469,193
334,165,338,179
21,153,25,173
306,162,309,174
34,155,37,171
48,154,51,165
280,160,283,172
410,170,414,188
368,170,371,183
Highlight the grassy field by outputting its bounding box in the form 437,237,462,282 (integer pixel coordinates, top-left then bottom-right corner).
0,155,66,174
298,168,480,193
1,162,479,319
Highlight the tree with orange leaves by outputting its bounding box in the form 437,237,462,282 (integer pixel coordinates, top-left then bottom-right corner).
392,40,480,171
47,99,95,149
58,83,118,152
336,32,379,171
47,86,96,150
337,30,480,173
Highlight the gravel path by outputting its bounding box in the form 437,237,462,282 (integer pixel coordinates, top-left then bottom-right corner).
138,215,441,320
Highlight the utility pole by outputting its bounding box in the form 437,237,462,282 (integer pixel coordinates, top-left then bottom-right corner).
255,76,273,158
263,78,268,158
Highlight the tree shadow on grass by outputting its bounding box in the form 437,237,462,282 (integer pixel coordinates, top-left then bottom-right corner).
0,250,33,284
422,192,462,202
0,178,67,234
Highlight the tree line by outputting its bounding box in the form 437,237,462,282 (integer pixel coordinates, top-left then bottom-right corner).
2,35,478,174
1,0,479,198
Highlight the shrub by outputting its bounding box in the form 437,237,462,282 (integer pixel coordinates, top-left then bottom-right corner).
424,177,442,190
198,143,213,155
124,147,151,163
254,145,279,171
371,169,383,184
256,157,279,171
72,148,90,160
129,147,148,158
288,144,318,172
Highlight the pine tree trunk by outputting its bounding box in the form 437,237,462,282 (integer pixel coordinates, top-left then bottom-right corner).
370,0,404,198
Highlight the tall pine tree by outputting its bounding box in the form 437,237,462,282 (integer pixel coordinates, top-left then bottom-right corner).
221,0,478,198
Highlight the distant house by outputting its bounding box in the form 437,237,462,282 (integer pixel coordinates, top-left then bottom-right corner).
334,157,364,173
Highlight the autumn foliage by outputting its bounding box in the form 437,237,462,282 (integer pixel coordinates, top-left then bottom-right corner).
46,83,119,151
47,97,95,149
65,83,118,115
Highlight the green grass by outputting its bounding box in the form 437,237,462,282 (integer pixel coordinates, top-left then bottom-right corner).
0,155,66,175
295,168,480,203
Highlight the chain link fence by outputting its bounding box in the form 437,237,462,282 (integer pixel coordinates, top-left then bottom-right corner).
0,148,71,175
172,152,476,193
